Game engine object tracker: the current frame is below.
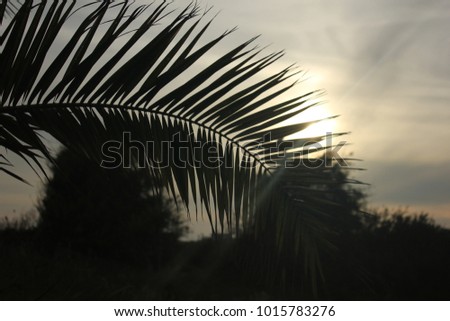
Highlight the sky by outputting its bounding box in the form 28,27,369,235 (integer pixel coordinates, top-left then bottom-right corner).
190,0,450,226
1,0,450,231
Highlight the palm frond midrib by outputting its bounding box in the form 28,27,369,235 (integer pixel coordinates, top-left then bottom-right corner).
1,101,280,174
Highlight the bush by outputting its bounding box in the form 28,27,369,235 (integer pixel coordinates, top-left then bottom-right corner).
321,208,450,299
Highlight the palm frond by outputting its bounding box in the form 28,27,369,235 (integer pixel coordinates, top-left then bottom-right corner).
0,0,355,291
0,0,23,24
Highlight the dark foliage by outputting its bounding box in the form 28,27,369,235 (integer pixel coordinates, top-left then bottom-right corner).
2,159,449,299
233,164,368,298
1,197,449,299
37,148,186,268
322,210,450,300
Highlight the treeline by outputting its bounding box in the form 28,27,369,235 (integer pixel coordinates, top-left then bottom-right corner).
0,150,449,300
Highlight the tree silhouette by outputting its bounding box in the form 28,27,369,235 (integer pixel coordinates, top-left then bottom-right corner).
325,209,450,300
37,148,186,267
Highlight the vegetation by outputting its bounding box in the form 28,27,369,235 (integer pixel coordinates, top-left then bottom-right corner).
1,200,449,300
37,148,186,268
321,209,450,300
0,0,353,289
1,150,449,300
2,1,449,301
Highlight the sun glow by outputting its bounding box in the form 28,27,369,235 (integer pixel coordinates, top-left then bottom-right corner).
283,70,337,139
288,104,337,139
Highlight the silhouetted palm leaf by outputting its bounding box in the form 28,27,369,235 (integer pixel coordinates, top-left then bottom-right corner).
0,0,22,24
0,0,353,291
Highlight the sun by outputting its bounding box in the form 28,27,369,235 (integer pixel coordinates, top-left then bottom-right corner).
282,70,337,140
287,104,337,139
